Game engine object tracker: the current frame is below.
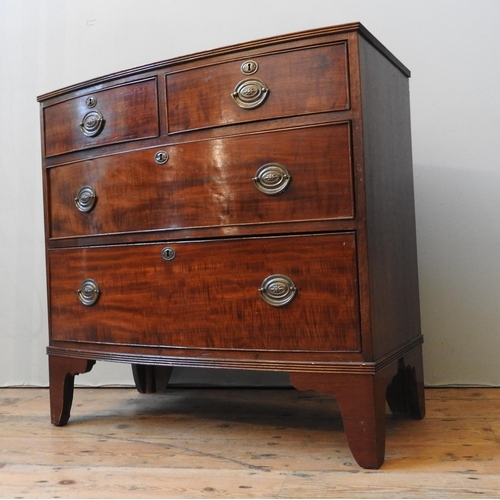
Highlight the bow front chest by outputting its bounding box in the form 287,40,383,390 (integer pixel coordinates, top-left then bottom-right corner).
38,23,425,469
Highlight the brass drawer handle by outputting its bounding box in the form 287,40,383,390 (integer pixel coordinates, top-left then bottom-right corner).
231,78,269,109
76,279,100,306
253,163,291,195
259,274,297,307
74,186,97,213
80,110,104,137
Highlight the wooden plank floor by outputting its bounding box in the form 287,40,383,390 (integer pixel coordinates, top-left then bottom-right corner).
1,387,499,498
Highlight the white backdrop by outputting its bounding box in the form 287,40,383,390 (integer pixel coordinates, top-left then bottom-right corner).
1,0,500,387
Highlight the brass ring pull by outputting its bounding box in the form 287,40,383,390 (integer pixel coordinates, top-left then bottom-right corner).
259,274,297,307
80,110,104,137
231,78,269,109
253,163,291,195
74,186,97,213
76,279,100,306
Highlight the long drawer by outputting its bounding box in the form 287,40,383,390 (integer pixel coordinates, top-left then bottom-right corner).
43,79,159,157
47,123,354,239
48,233,361,352
166,43,349,133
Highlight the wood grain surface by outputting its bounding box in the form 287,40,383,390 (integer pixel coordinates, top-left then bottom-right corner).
39,24,424,470
166,43,349,133
48,233,360,351
43,79,159,157
0,387,499,498
47,123,354,239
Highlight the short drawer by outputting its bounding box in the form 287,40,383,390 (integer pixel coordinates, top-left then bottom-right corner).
166,43,349,133
47,123,354,239
43,79,159,157
48,233,360,351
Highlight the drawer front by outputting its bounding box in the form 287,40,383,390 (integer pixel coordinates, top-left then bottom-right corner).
166,43,349,133
49,233,360,352
43,79,159,157
48,123,354,239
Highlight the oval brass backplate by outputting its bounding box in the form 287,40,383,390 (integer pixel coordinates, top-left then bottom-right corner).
259,274,297,307
74,185,97,213
231,78,269,109
252,163,291,195
80,110,104,137
76,278,100,306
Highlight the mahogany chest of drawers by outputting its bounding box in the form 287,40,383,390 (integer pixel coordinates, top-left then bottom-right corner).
38,23,425,469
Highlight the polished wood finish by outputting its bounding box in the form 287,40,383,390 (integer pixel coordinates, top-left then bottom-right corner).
1,388,498,498
166,43,349,133
358,36,422,359
43,79,159,157
290,345,425,469
48,356,95,425
48,233,360,351
47,123,354,239
132,364,173,394
38,23,424,468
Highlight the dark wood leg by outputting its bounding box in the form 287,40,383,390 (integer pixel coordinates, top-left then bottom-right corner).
386,346,425,419
48,355,95,426
132,364,173,394
289,346,425,469
290,372,388,469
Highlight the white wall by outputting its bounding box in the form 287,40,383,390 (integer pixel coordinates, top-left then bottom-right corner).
2,0,500,387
